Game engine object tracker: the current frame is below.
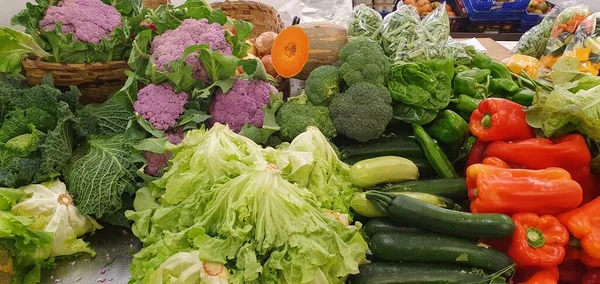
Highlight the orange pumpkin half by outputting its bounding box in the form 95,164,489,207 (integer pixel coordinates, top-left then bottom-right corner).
271,23,348,80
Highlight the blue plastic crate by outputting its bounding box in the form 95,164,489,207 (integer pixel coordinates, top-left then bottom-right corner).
467,0,529,11
464,0,525,21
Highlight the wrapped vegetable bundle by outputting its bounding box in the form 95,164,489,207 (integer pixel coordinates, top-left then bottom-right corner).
513,8,561,59
348,4,383,39
540,5,591,69
563,12,600,76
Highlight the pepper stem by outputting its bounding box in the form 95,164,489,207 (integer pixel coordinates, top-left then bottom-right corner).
526,227,545,248
481,113,492,129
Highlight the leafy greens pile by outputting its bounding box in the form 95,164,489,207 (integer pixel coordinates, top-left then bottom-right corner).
126,124,367,283
387,59,455,125
0,74,140,227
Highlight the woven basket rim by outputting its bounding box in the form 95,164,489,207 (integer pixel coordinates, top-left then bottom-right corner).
22,57,129,68
210,0,285,31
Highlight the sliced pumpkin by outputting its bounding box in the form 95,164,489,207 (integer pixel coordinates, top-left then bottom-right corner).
271,23,348,80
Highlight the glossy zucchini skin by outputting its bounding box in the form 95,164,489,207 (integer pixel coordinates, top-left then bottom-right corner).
349,262,500,284
370,231,515,273
367,192,515,239
364,218,425,238
349,156,419,188
369,178,468,202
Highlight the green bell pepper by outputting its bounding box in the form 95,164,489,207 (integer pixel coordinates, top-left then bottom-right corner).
510,88,536,106
453,71,488,99
459,69,491,84
455,94,482,114
427,110,470,145
489,78,519,96
471,53,512,80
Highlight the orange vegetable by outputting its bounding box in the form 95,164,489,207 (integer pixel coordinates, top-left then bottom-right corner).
445,4,453,12
448,11,456,17
271,23,348,80
575,47,592,62
422,4,433,12
405,0,416,5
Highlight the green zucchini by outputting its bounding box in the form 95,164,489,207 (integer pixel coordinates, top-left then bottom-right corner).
370,178,468,202
349,156,419,188
340,135,425,163
364,218,425,237
349,262,507,284
366,191,515,239
351,191,462,218
370,231,515,274
409,157,437,178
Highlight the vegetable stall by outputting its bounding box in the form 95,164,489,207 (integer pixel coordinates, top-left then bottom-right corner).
0,0,599,283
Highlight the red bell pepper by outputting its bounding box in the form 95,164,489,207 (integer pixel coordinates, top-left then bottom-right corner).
465,138,490,171
559,197,600,267
514,267,559,284
485,133,596,203
507,213,569,268
469,98,536,142
467,157,583,215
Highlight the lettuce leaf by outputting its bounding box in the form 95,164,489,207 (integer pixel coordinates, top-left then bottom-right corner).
286,126,360,214
0,28,50,74
526,82,600,140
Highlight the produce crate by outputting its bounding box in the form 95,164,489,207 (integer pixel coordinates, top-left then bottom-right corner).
518,1,555,32
466,0,529,12
463,0,526,21
467,19,520,33
447,0,469,32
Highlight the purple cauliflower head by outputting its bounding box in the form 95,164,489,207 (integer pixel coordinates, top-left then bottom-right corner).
39,0,122,44
143,152,171,177
209,79,278,133
150,19,232,84
134,84,189,131
164,127,184,145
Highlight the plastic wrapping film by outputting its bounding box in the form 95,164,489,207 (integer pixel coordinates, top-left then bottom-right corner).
513,8,561,59
278,0,353,27
563,12,600,75
539,4,591,70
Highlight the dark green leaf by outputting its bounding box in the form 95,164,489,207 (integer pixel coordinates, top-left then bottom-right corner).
135,115,164,138
129,30,153,75
134,138,169,153
239,92,284,144
177,109,211,126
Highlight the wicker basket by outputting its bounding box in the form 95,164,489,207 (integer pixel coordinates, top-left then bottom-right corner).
143,0,170,9
211,0,284,38
22,58,130,104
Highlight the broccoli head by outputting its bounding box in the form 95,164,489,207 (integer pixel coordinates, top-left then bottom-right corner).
305,65,340,106
328,82,393,142
338,37,391,87
276,95,337,142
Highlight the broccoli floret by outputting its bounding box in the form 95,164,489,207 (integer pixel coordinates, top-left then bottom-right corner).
328,82,393,142
276,95,337,142
305,65,340,106
338,37,391,87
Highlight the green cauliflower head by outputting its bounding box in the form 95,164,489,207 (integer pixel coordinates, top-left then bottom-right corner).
339,37,391,87
276,95,337,142
328,82,393,142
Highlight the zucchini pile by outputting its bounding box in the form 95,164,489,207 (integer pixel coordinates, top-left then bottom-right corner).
342,137,517,284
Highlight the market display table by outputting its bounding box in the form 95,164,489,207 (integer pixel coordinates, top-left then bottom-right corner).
41,226,141,284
